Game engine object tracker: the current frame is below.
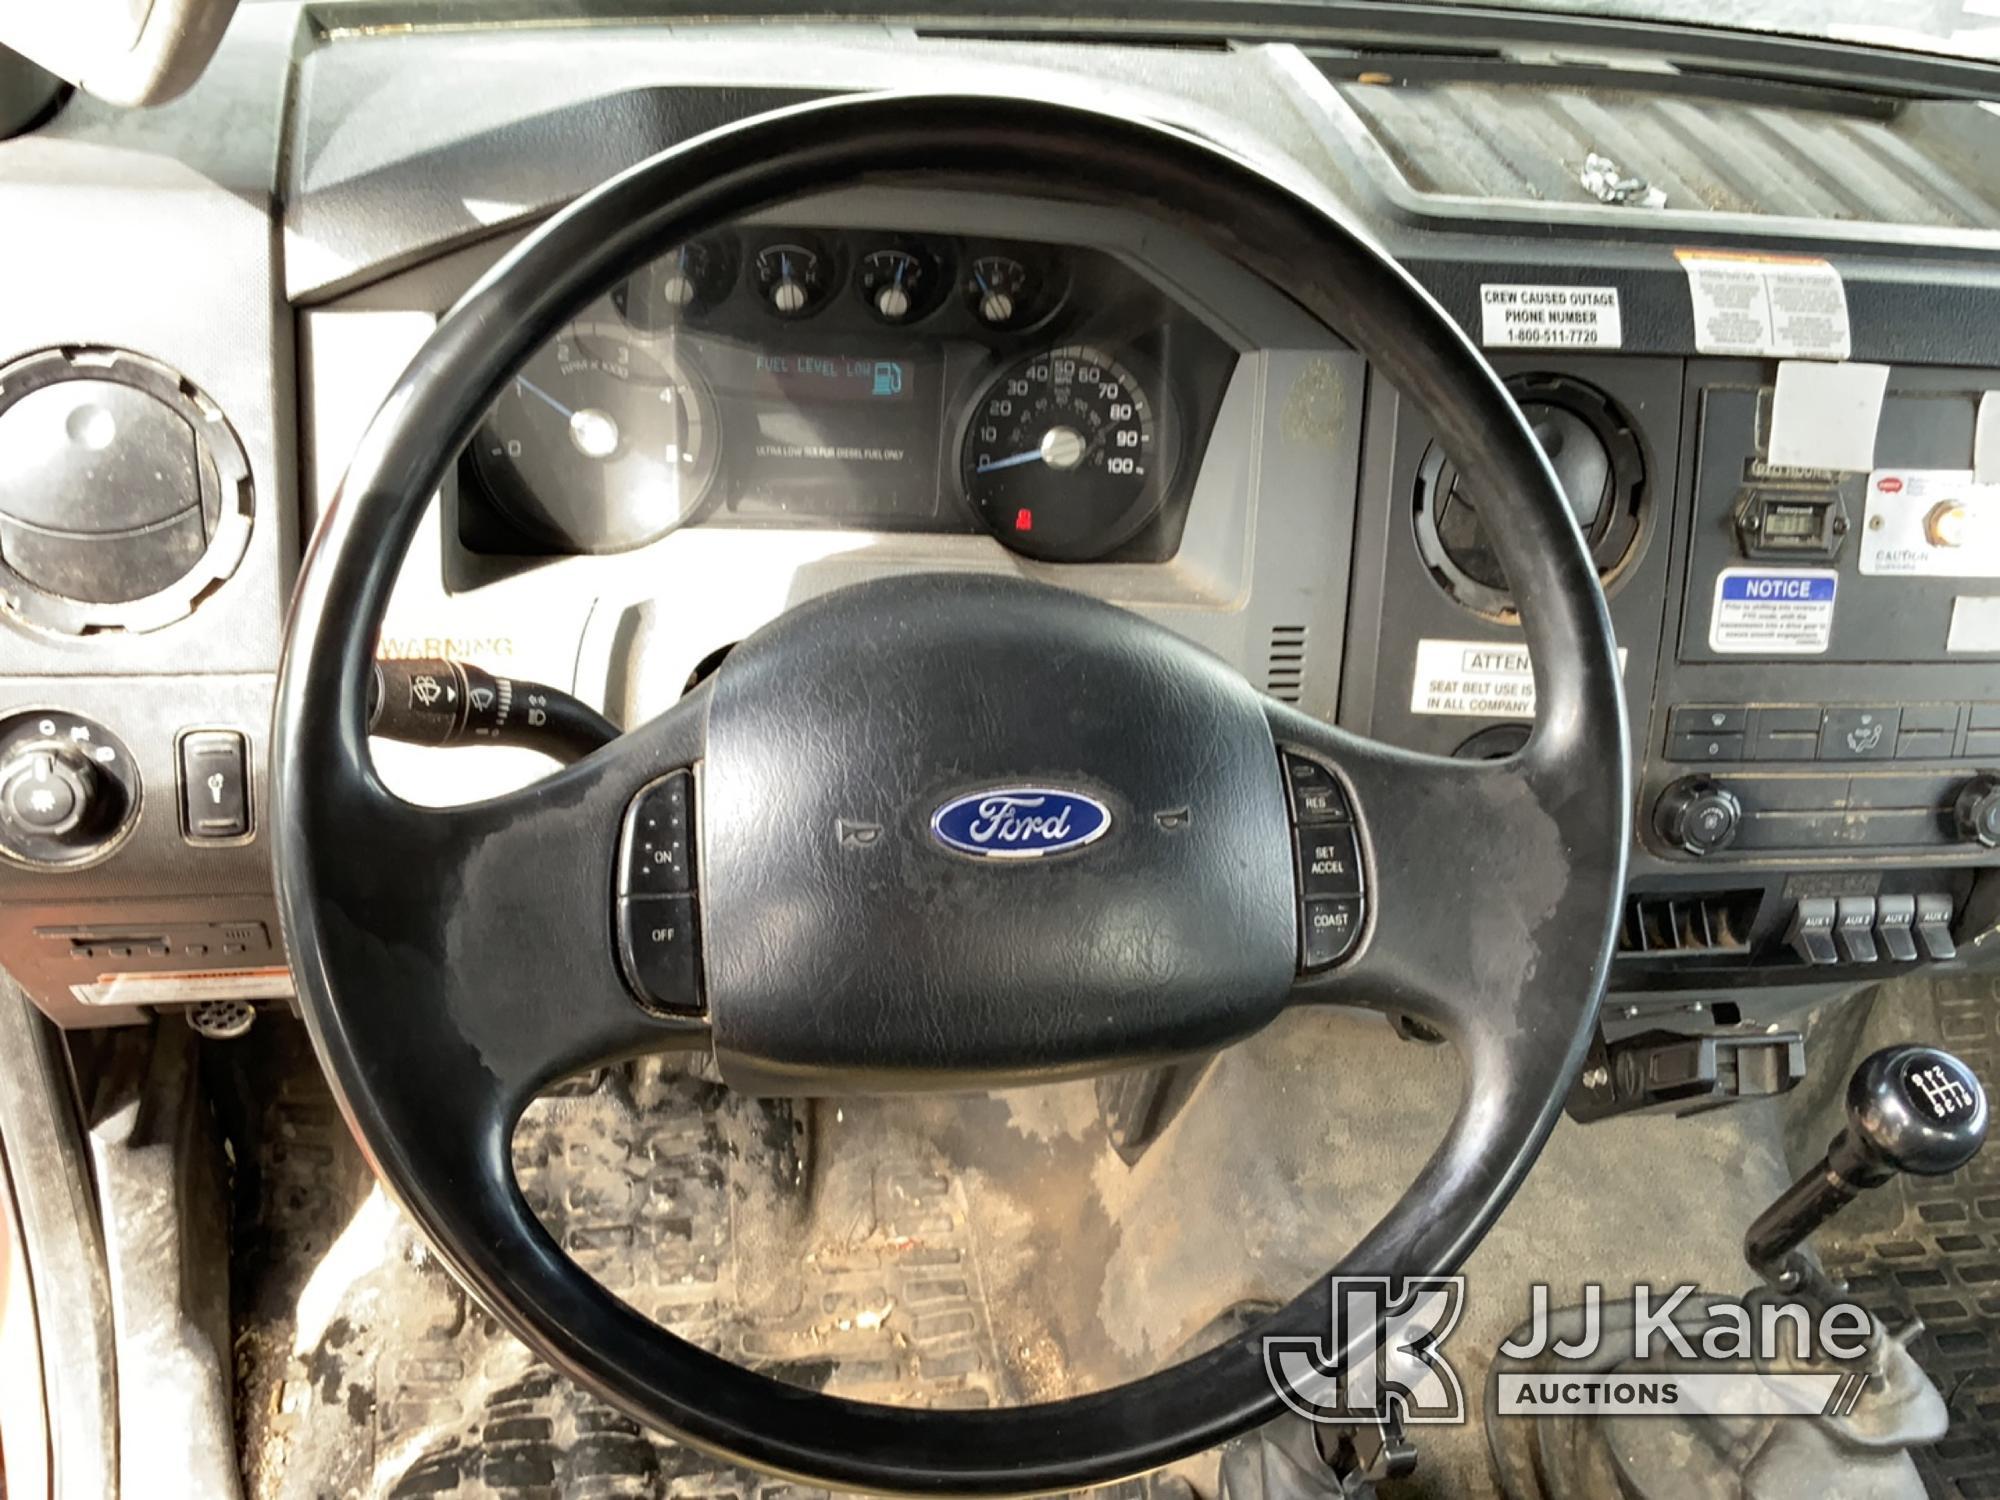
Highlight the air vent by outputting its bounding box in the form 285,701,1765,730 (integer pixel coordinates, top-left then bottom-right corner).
1265,624,1308,702
1618,892,1760,959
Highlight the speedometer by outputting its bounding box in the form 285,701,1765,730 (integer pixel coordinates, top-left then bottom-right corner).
960,345,1168,562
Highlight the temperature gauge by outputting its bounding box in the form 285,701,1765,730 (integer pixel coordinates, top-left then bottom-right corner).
752,237,835,319
857,243,945,323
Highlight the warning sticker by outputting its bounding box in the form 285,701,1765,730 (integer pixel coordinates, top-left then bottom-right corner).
1676,250,1850,360
1479,284,1622,350
1709,568,1838,655
70,966,294,1008
1409,638,1627,718
1860,469,2000,578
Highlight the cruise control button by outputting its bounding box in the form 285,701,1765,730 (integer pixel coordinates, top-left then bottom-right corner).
1296,826,1362,897
1282,754,1350,823
620,770,693,896
1301,897,1363,969
618,895,702,1012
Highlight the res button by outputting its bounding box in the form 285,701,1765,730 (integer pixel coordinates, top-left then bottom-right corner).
1282,753,1351,824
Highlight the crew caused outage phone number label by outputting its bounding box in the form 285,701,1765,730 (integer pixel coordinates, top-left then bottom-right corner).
1479,285,1623,350
1410,639,1629,718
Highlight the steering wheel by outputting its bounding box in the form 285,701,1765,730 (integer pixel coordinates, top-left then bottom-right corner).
273,92,1629,1493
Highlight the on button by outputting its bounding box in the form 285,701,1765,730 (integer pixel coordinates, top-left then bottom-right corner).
620,770,693,896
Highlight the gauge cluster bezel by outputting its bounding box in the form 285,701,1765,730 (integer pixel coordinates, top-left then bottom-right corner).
453,226,1232,566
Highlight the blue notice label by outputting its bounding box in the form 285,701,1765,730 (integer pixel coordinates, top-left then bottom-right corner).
1721,573,1838,603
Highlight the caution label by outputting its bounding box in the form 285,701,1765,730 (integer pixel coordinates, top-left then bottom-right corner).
1709,568,1838,655
1860,469,2000,578
1676,250,1850,360
1409,638,1629,718
1479,285,1623,350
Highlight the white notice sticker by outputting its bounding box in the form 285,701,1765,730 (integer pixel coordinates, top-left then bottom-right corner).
1709,568,1838,655
1766,360,1888,472
1479,284,1622,350
1862,469,2000,577
1409,639,1627,718
1676,250,1851,359
1949,597,2000,653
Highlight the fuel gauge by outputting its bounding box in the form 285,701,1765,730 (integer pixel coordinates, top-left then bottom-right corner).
614,236,739,328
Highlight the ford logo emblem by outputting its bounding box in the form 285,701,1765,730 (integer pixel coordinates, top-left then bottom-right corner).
930,787,1112,860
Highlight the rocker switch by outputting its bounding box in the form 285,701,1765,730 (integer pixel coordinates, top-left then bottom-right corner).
1785,898,1838,967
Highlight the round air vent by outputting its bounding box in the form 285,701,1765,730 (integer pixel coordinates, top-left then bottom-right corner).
0,347,251,635
1414,373,1646,621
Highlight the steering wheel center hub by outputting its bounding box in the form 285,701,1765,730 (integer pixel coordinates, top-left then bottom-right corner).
699,572,1299,1093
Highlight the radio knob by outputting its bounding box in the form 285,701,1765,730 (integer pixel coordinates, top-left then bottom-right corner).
1655,776,1742,857
1954,772,2000,849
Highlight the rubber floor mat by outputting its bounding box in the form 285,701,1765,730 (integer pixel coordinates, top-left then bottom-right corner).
230,1023,1188,1500
1820,973,2000,1500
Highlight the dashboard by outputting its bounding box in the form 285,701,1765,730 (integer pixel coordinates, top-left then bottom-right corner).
0,5,1998,1035
458,228,1235,564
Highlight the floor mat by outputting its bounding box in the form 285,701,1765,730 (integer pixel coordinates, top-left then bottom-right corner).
1820,973,2000,1500
229,1024,1184,1500
229,1006,1794,1500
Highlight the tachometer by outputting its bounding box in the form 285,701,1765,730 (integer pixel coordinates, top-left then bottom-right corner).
470,324,718,553
960,345,1167,562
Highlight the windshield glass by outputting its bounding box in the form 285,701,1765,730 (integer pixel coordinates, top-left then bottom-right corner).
1434,0,1997,63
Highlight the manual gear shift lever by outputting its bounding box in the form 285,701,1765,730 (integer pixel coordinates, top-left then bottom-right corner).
1745,1045,1988,1286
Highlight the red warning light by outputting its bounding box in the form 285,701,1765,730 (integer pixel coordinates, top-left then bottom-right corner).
1014,508,1034,532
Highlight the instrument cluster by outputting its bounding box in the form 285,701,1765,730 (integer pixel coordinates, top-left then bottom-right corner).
459,227,1236,564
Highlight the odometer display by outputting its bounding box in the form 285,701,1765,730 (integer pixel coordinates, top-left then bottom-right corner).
961,345,1166,562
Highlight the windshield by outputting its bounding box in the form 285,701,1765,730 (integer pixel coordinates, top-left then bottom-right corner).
1429,0,1997,63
